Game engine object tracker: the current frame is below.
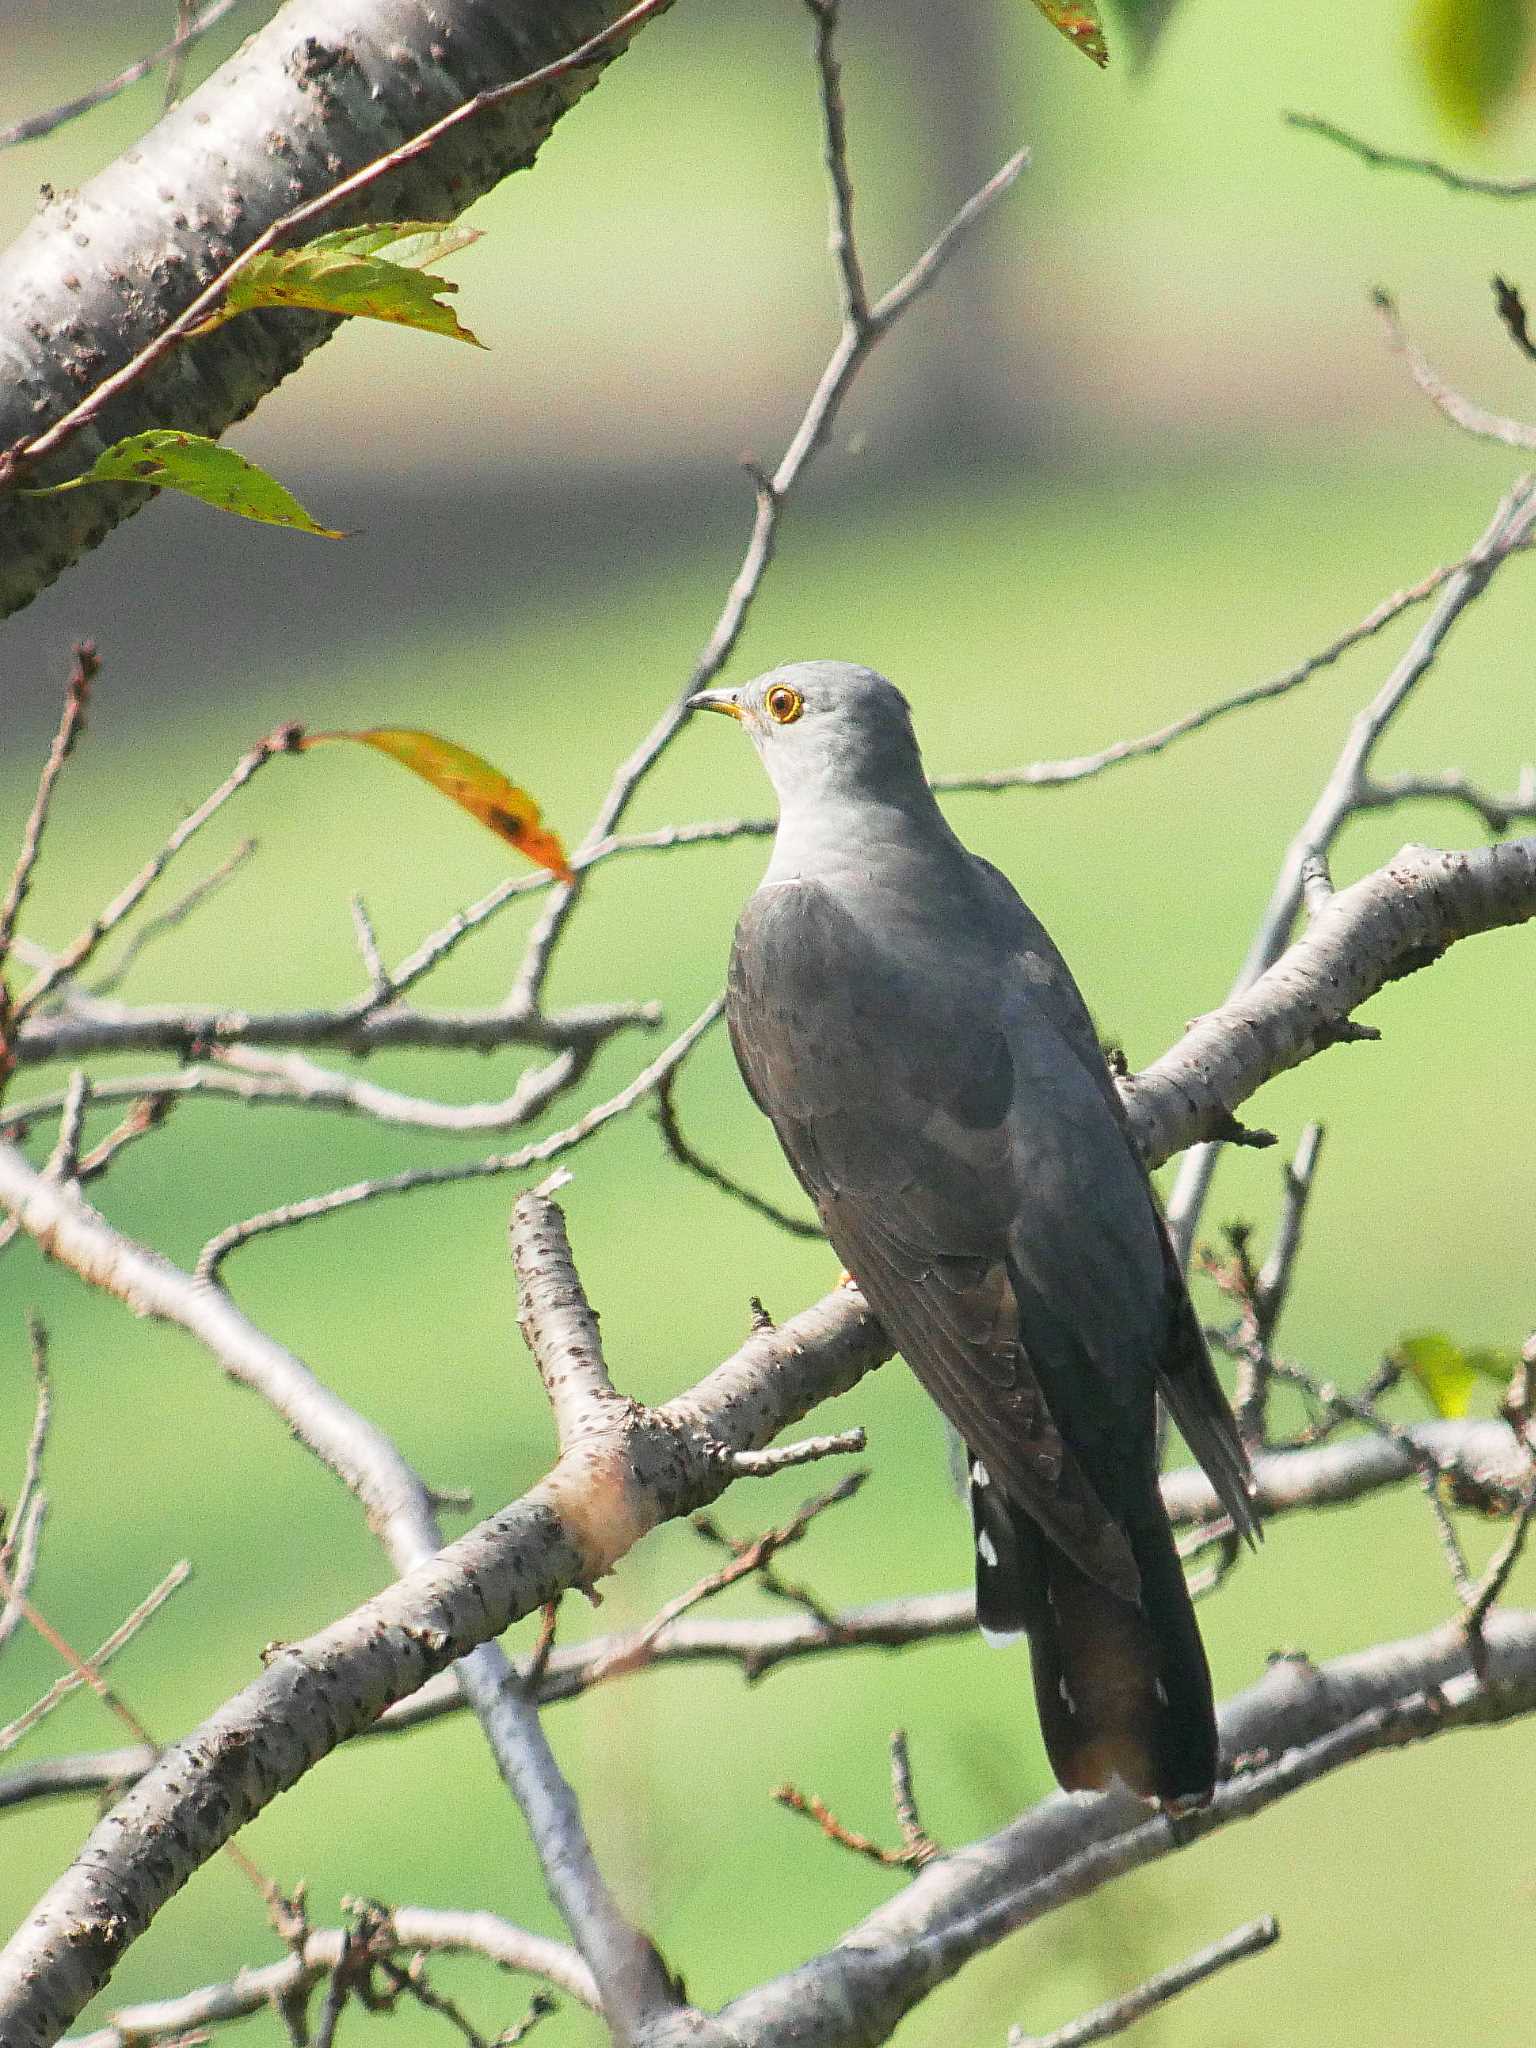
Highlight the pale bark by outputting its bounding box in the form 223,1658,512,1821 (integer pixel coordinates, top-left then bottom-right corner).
0,0,669,617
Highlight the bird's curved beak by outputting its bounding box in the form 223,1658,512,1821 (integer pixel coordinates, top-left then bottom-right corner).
687,688,743,720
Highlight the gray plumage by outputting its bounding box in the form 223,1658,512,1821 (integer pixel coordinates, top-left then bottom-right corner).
692,660,1256,1806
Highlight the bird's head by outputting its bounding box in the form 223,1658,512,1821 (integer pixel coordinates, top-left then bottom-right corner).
687,661,926,808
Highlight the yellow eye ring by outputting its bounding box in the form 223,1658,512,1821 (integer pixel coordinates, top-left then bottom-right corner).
765,684,804,725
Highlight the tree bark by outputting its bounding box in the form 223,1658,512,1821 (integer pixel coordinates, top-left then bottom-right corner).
0,0,669,620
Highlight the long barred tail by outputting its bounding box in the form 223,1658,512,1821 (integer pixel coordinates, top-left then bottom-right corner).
970,1459,1218,1806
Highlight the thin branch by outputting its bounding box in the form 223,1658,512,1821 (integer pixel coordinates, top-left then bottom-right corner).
775,1781,923,1871
582,1473,866,1686
0,1315,53,1588
1007,1916,1279,2048
505,12,1029,1017
1464,1477,1536,1677
1357,765,1536,836
0,1313,51,1654
806,2,869,327
9,986,654,1072
163,0,200,110
0,0,244,150
0,648,97,989
1372,290,1536,451
655,1072,823,1238
1285,112,1536,197
1,1043,589,1136
193,1000,721,1281
0,1094,174,1258
59,1912,598,2047
349,895,387,1001
727,1430,867,1477
888,1731,939,1869
1162,478,1536,1259
87,838,258,997
13,724,300,1020
1253,1122,1324,1339
0,1560,190,1754
932,556,1464,795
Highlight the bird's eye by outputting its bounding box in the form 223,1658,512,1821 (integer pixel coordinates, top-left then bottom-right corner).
765,684,804,725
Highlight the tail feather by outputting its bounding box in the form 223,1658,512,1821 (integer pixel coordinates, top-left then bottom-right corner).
971,1469,1217,1805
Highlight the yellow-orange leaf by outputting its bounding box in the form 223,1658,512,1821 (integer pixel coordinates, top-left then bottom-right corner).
300,728,574,881
1028,0,1109,65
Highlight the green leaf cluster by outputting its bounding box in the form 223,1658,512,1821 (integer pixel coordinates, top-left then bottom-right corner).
23,221,485,537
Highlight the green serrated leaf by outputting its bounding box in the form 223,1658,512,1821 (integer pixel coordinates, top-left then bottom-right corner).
193,225,485,346
1394,1330,1518,1418
1104,0,1182,66
1027,0,1110,67
300,220,482,269
1412,0,1536,132
22,431,344,537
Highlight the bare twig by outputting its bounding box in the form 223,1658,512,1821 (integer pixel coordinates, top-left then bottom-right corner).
0,1315,52,1577
1285,112,1536,197
1356,765,1536,835
1254,1123,1324,1338
0,1560,190,1753
1372,290,1536,451
193,999,721,1281
1,1044,584,1139
1007,1915,1280,2048
0,0,243,149
163,0,200,110
505,7,1029,1015
888,1731,939,1869
0,1095,174,1258
655,1072,822,1238
13,724,300,1020
1162,480,1536,1261
774,1783,921,1871
1219,1123,1325,1450
584,1474,866,1685
0,648,97,998
349,895,388,1001
932,558,1465,795
87,839,258,996
58,1913,596,2048
311,1927,351,2048
728,1430,867,1477
1463,1477,1536,1678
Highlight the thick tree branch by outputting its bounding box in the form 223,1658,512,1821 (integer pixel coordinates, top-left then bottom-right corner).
1124,835,1536,1165
0,0,673,615
1,811,1531,2037
7,1405,1525,1812
705,1611,1536,2048
0,1182,878,2043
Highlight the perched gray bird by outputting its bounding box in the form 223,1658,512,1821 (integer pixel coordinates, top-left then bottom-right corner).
691,661,1256,1807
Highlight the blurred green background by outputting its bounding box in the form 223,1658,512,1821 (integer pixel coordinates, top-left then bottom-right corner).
3,0,1535,2042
